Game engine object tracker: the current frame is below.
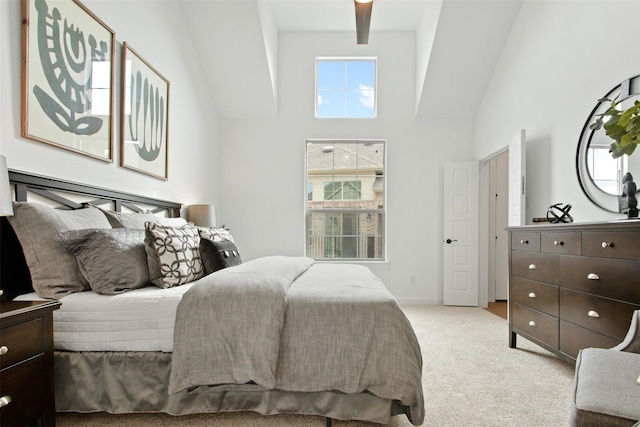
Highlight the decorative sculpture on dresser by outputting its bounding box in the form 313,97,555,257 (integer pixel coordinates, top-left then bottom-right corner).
619,172,638,218
546,203,573,223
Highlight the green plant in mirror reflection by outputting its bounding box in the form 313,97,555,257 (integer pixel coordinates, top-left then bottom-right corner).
590,97,640,158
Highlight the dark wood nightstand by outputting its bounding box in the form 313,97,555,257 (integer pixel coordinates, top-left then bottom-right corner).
0,300,61,427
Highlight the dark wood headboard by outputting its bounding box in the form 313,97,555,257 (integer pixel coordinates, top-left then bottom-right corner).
0,170,182,300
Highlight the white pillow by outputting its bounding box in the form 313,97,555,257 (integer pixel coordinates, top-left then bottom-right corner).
156,216,188,227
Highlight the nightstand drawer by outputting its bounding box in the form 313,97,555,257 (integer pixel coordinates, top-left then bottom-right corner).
0,318,44,369
559,256,640,303
0,355,46,424
511,232,540,252
559,320,620,360
510,277,558,316
559,288,640,341
511,252,558,284
511,303,558,349
582,231,640,260
540,232,581,255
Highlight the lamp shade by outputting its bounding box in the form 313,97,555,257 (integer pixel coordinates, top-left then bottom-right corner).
187,204,216,227
0,155,13,216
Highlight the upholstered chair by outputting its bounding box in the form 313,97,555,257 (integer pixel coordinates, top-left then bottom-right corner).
569,310,640,426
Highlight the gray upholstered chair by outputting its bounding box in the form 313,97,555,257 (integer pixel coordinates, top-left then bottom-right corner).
569,310,640,426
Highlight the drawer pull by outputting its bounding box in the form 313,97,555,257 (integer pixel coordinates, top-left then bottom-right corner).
601,241,615,248
588,310,600,318
528,321,536,327
528,292,537,298
0,395,11,408
553,240,564,246
528,264,537,270
587,273,600,280
520,239,529,245
0,346,7,356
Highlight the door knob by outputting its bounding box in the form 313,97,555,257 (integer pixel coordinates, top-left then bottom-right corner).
445,239,457,244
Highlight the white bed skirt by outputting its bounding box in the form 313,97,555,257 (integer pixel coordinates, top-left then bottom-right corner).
54,351,409,424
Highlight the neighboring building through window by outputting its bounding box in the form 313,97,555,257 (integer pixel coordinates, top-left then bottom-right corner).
316,58,376,118
306,140,385,261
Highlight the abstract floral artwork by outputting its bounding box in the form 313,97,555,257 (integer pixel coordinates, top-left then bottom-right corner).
21,0,115,161
120,42,169,180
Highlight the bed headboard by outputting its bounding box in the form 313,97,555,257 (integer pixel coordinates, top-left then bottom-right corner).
0,170,182,300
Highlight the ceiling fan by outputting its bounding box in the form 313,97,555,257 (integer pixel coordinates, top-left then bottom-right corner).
354,0,373,44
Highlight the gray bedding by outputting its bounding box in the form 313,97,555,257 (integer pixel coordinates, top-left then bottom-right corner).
169,256,424,425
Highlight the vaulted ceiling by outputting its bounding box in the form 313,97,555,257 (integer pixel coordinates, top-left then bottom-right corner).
180,0,522,119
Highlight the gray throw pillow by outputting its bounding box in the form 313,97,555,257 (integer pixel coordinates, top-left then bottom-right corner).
144,222,204,288
59,229,150,295
7,203,112,299
200,238,242,275
98,207,159,229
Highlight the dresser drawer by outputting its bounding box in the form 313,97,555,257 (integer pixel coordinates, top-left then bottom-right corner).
559,320,620,360
511,251,558,284
511,303,558,349
582,231,640,260
559,288,640,341
510,277,558,316
559,256,640,303
0,318,44,370
540,232,581,255
0,355,46,424
511,232,540,252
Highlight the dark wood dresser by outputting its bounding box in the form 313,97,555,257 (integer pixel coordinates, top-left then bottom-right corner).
0,300,61,427
508,221,640,363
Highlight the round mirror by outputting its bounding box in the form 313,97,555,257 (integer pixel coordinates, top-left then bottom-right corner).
576,74,640,212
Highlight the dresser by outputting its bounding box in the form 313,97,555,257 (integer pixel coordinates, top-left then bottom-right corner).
508,221,640,363
0,300,61,427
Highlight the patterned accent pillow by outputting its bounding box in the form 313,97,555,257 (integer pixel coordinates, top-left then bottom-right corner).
144,222,204,288
198,226,235,243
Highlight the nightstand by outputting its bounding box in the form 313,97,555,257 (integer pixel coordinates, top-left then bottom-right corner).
0,300,61,427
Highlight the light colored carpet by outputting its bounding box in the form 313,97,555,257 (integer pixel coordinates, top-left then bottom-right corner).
56,305,575,426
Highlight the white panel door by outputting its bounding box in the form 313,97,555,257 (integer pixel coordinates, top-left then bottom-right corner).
443,162,479,306
508,129,527,226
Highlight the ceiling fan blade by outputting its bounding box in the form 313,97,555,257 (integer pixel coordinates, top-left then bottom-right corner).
354,0,373,45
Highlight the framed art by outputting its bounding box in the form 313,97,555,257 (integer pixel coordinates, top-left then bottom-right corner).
120,42,170,180
21,0,115,161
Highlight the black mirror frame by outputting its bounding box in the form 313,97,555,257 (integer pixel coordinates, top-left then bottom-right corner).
576,74,640,213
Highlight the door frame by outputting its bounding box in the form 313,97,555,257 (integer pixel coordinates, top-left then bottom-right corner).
478,130,526,308
478,151,503,308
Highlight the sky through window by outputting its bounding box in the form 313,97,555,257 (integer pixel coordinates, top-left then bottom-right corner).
316,58,376,118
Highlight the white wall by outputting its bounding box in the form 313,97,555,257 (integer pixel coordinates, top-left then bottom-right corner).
218,32,476,303
8,1,632,303
0,0,220,208
476,0,640,223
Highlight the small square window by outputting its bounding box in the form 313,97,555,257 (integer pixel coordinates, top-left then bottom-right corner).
316,58,376,119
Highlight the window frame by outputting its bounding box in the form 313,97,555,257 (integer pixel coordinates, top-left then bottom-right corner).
305,139,387,262
315,57,377,119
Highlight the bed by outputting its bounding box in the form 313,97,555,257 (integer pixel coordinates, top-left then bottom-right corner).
0,170,425,426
